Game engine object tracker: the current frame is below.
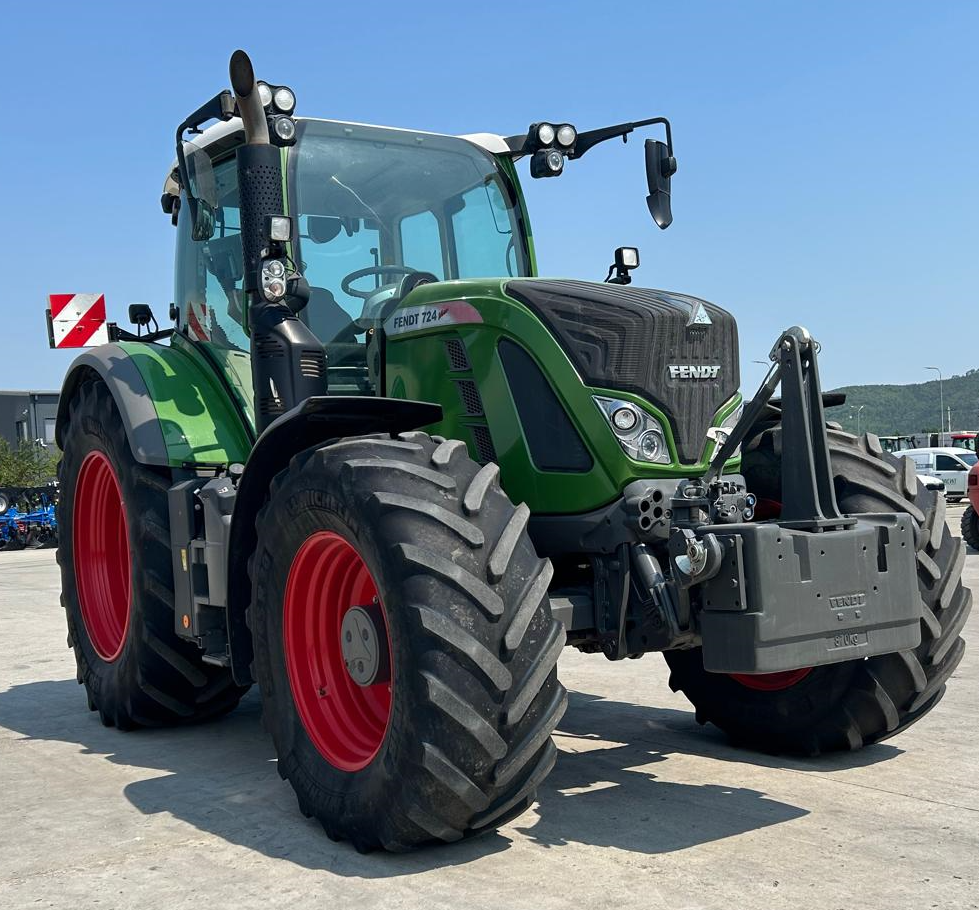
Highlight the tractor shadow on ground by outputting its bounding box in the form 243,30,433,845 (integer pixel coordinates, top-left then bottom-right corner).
516,690,902,853
0,680,900,874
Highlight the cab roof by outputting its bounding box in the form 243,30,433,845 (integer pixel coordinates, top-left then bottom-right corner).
163,116,510,199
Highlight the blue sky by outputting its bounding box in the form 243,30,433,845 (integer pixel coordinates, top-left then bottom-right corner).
2,1,975,391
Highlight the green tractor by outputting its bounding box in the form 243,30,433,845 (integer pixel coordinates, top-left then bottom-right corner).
52,51,969,852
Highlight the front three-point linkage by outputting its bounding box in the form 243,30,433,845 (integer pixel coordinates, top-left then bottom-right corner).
669,326,854,590
704,325,853,530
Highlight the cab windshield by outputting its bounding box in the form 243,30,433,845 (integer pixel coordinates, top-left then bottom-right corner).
288,120,530,352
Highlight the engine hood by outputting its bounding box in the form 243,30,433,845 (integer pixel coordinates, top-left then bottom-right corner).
504,279,740,463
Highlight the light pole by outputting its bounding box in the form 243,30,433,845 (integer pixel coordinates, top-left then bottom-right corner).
925,366,944,442
856,404,865,436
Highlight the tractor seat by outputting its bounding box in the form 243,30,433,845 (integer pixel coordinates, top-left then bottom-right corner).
305,286,359,345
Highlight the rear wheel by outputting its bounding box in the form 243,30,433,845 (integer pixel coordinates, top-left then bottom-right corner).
665,430,970,755
961,505,979,552
58,378,247,728
249,432,566,851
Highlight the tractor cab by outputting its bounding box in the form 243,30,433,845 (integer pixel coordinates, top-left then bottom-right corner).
170,119,533,398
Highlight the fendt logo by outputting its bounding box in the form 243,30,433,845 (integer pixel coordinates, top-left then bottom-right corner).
668,364,721,380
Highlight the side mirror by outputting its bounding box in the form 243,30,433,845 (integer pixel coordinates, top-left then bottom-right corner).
644,139,677,230
128,303,154,328
188,196,215,241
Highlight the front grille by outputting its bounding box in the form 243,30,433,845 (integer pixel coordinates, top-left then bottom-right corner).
506,279,740,463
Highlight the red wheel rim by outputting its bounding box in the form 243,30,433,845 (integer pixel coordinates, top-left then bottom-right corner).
283,531,393,772
73,451,131,662
729,668,813,691
728,496,812,692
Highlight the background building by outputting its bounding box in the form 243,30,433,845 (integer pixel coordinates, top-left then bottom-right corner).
0,391,60,448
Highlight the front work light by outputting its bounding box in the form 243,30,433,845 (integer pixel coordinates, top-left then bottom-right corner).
616,247,639,269
272,86,296,114
556,124,577,148
536,122,556,145
606,247,640,284
267,215,294,243
271,115,297,143
531,148,565,178
257,81,273,108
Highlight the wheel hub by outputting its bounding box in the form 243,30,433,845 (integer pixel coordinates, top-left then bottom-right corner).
340,602,390,686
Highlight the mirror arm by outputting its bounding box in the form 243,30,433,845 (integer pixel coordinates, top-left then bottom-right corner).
569,116,672,160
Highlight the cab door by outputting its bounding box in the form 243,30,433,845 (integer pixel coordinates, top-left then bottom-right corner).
935,453,969,498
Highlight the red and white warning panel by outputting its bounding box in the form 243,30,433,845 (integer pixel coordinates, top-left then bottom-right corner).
47,294,110,349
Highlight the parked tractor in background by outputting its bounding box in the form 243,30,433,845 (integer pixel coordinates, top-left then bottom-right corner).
49,51,970,852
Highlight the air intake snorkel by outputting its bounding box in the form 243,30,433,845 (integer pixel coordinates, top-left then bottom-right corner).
229,49,327,431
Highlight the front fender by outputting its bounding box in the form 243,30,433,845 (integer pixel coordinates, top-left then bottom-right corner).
225,395,442,683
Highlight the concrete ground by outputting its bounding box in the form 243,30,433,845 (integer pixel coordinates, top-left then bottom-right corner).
1,504,976,910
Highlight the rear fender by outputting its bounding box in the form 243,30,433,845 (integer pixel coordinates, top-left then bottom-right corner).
57,341,252,468
225,395,442,684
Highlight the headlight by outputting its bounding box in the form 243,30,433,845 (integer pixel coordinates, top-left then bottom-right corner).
706,399,744,457
556,124,577,148
595,396,671,464
537,122,556,145
273,86,296,113
257,82,273,108
612,406,638,431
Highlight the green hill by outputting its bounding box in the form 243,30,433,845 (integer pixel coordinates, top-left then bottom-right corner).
824,369,979,436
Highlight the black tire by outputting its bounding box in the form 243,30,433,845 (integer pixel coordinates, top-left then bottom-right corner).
665,429,971,755
249,432,566,851
0,491,9,514
58,378,247,728
961,505,979,552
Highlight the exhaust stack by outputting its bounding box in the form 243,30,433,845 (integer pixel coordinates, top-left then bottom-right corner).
228,50,328,432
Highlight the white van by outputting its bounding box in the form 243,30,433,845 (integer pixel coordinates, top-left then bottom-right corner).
901,448,978,501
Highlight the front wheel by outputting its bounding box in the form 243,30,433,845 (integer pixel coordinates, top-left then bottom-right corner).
665,431,970,755
249,432,566,851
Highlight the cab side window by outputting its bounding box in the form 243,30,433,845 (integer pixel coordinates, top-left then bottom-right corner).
173,156,249,352
400,210,445,279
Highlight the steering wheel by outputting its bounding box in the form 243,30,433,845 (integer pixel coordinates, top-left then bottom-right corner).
341,265,417,300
